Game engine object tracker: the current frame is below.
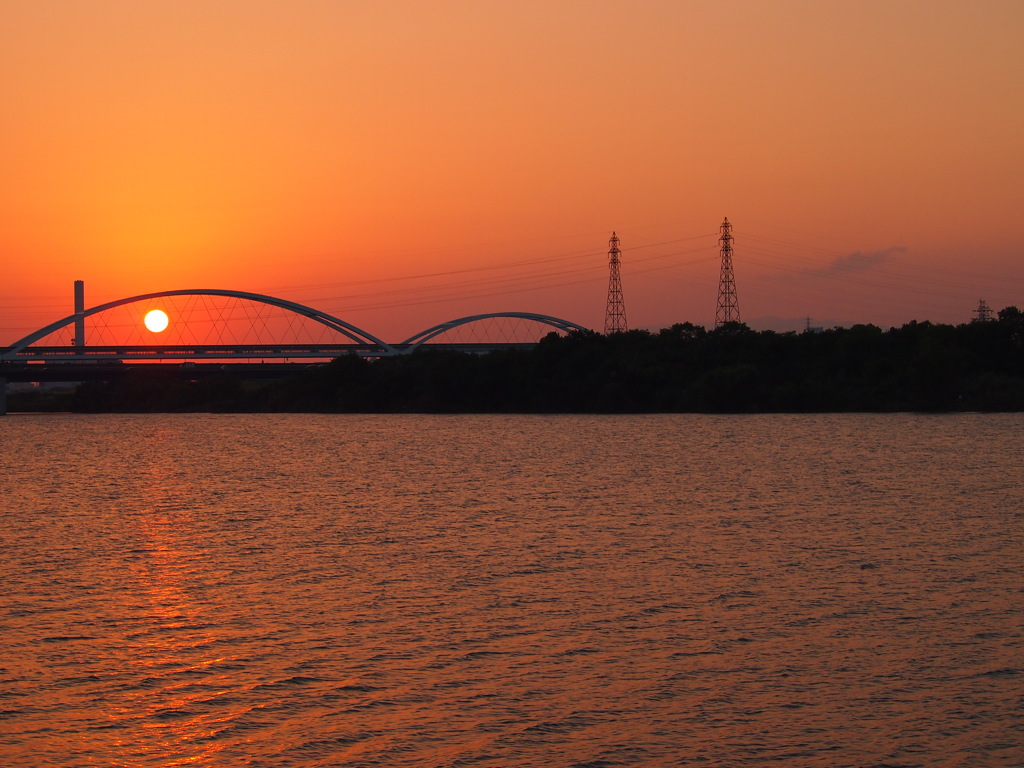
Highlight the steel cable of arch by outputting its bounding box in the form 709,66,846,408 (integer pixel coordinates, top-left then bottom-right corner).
0,252,589,342
402,312,588,347
1,267,602,344
2,289,395,357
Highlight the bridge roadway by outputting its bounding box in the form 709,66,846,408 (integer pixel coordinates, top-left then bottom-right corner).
0,287,590,412
0,342,537,383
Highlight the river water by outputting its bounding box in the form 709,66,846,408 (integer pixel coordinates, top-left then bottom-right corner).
1,413,1021,767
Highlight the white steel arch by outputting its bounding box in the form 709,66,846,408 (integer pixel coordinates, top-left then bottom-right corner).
401,312,589,350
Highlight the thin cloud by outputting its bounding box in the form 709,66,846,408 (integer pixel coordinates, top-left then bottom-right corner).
807,246,907,277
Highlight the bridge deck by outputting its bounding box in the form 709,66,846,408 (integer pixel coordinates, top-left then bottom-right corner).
0,343,538,382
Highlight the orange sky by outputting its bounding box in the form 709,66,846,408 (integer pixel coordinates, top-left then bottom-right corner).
2,0,1022,343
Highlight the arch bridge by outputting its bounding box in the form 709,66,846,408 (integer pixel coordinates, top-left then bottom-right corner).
0,287,589,407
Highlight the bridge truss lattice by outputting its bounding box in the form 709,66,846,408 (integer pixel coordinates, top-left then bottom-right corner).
1,289,589,363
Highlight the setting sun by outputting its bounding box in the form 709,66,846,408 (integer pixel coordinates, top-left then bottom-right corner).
1,2,1022,340
144,309,169,333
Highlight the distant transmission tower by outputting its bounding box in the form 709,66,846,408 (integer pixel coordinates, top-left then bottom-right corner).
715,217,741,327
973,298,994,322
604,231,628,334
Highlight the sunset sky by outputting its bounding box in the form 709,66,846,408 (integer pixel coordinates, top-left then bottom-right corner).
2,0,1022,343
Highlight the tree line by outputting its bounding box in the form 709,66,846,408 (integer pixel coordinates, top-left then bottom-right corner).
15,306,1024,413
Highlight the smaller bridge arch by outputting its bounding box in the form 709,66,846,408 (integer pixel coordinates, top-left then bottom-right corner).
401,312,589,351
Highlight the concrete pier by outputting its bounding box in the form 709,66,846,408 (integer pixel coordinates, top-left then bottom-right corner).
74,280,85,347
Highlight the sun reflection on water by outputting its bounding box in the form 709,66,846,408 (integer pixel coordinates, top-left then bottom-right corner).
102,458,245,766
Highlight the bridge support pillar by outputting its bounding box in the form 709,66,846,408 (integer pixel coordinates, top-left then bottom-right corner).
74,280,85,347
0,376,6,416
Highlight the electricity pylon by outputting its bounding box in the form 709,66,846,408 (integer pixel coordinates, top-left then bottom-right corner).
715,217,741,327
604,232,628,334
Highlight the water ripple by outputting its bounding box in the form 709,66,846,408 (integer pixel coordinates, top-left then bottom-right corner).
1,413,1022,767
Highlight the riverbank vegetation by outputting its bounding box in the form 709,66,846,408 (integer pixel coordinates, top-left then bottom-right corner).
13,307,1024,413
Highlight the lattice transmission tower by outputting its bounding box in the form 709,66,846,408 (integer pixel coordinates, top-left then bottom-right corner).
715,217,741,327
973,298,994,322
604,231,628,334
